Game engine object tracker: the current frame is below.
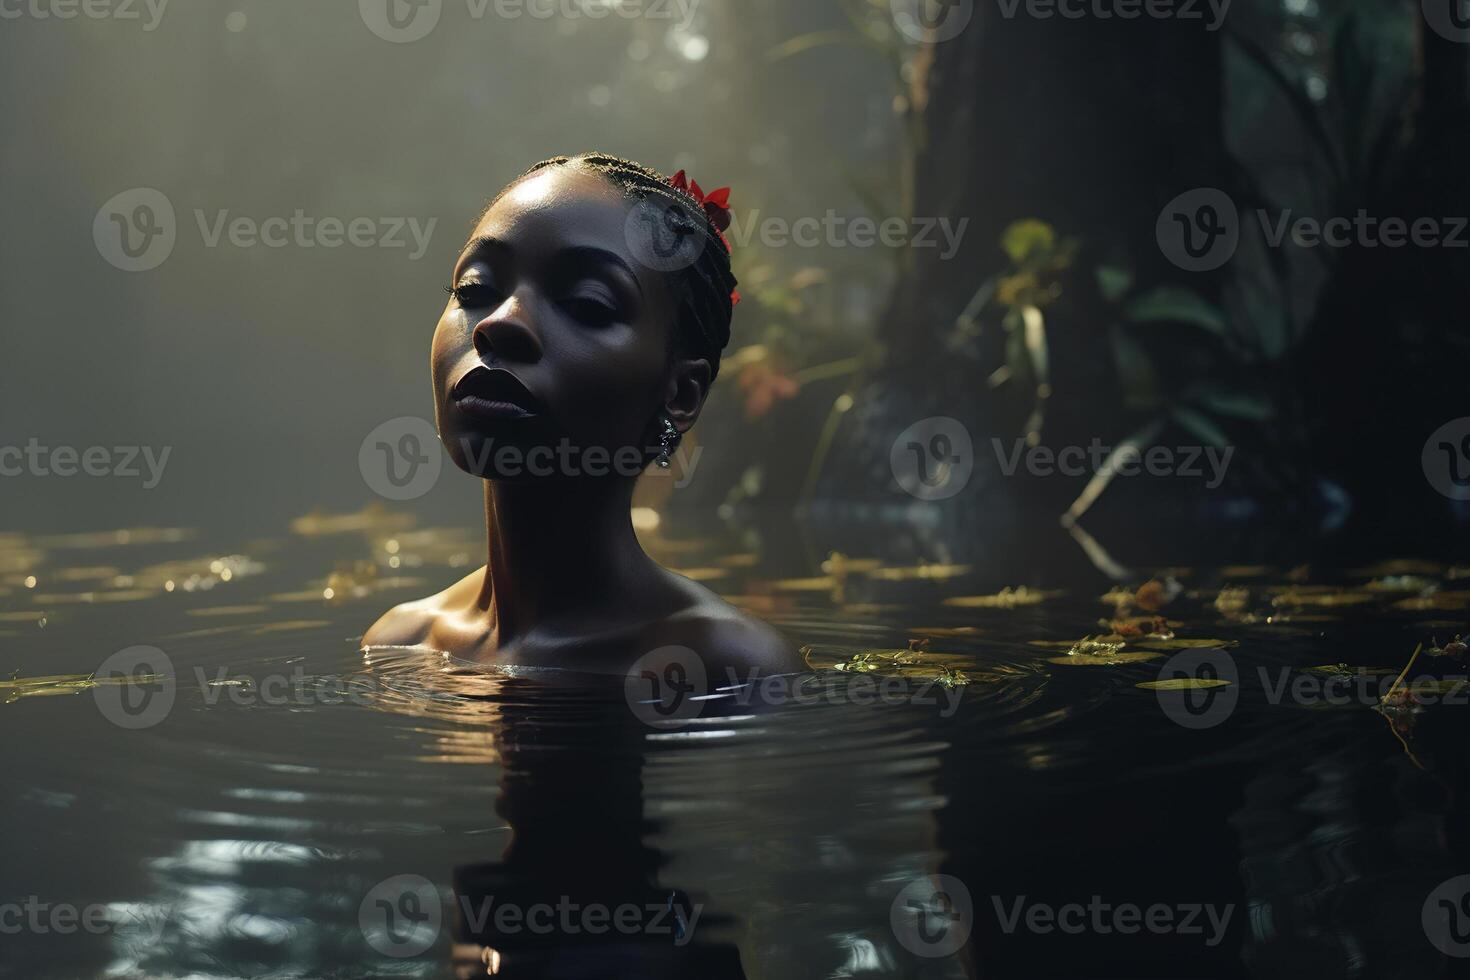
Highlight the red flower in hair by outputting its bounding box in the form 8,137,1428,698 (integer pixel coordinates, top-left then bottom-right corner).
669,170,733,232
669,169,741,306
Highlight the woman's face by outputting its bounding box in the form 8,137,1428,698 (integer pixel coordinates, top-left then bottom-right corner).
433,166,694,482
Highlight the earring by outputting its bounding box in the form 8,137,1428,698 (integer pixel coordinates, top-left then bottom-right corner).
655,417,680,468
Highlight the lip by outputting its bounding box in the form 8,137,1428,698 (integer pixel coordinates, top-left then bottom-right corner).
450,367,545,421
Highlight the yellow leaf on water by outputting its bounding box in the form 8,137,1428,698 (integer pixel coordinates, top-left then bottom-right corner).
5,684,86,698
2,672,94,689
1271,590,1376,608
1303,664,1400,676
1033,634,1146,651
1137,638,1239,650
867,563,971,582
1364,575,1441,593
944,587,1059,609
1048,651,1163,667
825,649,974,686
1219,565,1272,579
1393,593,1470,611
0,671,165,703
186,604,271,618
1137,678,1233,691
912,626,985,638
767,576,837,592
1349,559,1445,577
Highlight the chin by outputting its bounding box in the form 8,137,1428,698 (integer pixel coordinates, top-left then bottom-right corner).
443,424,543,481
447,424,656,483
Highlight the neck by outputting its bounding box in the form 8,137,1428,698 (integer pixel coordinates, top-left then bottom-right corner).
475,475,647,641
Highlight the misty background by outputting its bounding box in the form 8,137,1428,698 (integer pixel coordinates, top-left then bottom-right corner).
3,0,1468,570
0,1,893,537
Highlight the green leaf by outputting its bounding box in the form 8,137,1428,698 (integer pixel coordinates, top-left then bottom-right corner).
1095,265,1134,303
1000,220,1055,265
1231,256,1293,361
1190,384,1274,421
1122,286,1229,337
1110,326,1160,410
1172,406,1230,450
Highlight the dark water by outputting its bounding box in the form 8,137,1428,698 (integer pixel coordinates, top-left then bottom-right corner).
2,512,1468,979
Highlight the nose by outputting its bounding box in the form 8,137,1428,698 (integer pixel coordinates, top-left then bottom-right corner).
472,290,543,364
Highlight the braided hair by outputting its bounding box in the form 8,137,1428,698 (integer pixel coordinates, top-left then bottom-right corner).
488,153,740,381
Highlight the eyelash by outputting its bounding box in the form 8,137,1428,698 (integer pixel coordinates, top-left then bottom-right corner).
446,282,498,307
562,295,617,326
446,282,622,326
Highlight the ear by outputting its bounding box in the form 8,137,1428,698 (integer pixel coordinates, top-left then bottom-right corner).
662,357,713,433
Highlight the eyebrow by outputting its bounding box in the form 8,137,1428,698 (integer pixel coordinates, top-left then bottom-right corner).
458,237,643,298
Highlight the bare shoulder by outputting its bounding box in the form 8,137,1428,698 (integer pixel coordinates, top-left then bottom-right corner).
360,568,482,649
640,573,806,676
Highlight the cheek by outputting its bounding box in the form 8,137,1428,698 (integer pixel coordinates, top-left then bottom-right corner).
430,311,466,388
552,326,668,442
429,310,470,457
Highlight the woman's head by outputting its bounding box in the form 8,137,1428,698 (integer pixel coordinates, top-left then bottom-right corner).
432,153,739,482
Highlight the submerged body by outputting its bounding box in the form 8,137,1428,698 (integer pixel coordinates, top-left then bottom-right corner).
364,559,798,676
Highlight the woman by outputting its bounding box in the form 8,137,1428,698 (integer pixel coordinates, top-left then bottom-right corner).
365,153,800,677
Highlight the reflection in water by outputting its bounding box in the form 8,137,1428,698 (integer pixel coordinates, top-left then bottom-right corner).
450,682,745,976
0,513,1466,977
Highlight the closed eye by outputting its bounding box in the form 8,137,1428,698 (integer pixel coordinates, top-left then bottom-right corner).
561,284,621,327
447,281,501,308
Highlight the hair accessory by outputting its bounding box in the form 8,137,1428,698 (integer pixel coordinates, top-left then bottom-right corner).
669,170,741,307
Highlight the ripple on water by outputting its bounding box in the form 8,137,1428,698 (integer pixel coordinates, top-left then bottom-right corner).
0,517,1464,978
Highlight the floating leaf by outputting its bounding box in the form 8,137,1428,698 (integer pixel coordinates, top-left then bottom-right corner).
1303,664,1399,676
868,563,971,581
1137,638,1239,650
1108,618,1174,639
1,670,165,704
828,648,974,687
1219,565,1272,579
1270,586,1379,607
1392,592,1470,611
768,576,837,592
1068,636,1125,656
819,554,882,575
186,604,271,618
1350,559,1444,577
912,626,985,638
1213,587,1251,614
943,587,1058,609
1049,651,1163,667
1134,578,1182,611
1137,678,1233,691
1365,575,1440,593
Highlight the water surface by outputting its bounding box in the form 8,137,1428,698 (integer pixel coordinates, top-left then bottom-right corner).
2,514,1466,978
